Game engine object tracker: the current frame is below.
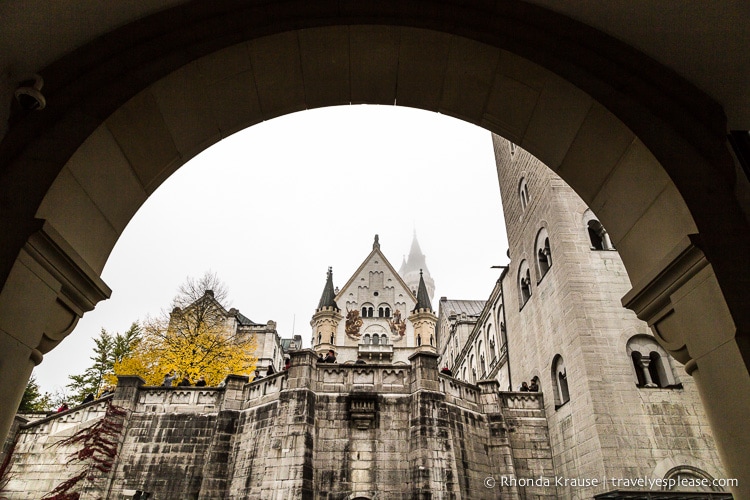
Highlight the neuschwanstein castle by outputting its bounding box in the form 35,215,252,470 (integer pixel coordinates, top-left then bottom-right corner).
1,138,729,499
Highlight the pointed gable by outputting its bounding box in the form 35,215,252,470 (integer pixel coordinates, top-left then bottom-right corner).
335,236,417,315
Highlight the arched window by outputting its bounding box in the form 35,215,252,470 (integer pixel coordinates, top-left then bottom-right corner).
417,334,422,346
470,355,476,383
363,334,371,345
381,334,389,345
378,307,384,317
487,325,497,362
429,335,434,346
361,304,374,318
535,228,552,280
518,260,532,307
627,335,678,388
317,332,322,345
519,177,530,211
372,334,380,345
663,466,721,492
385,307,390,317
551,355,570,408
587,219,614,250
330,333,335,345
480,353,486,377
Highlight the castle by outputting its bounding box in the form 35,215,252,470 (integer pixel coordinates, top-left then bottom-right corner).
0,142,730,499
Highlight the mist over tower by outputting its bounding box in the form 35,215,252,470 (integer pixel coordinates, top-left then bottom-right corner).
398,231,435,302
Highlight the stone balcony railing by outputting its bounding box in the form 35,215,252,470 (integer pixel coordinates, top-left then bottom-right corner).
133,386,222,414
357,342,394,362
317,363,409,393
20,397,112,436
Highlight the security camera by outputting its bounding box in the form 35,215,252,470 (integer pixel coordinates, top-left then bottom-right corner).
14,74,46,110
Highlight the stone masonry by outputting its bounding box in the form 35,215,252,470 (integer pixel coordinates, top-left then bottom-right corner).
3,350,556,499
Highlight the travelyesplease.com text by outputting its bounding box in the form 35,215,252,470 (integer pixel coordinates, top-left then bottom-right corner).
484,475,738,490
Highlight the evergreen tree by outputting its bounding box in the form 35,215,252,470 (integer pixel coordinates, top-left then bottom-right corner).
67,323,141,402
18,375,51,412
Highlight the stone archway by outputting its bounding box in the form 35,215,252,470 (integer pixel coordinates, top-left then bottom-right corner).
1,1,748,495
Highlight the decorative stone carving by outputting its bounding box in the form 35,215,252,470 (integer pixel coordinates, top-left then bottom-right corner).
388,309,406,338
345,308,363,338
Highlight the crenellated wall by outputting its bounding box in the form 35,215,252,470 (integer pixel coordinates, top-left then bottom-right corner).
3,350,555,499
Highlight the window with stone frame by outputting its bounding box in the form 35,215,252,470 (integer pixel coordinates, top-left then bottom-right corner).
361,303,375,318
663,466,722,492
627,335,679,388
363,334,371,345
518,260,532,307
519,177,530,212
488,329,497,366
535,227,552,280
551,355,570,408
583,209,615,250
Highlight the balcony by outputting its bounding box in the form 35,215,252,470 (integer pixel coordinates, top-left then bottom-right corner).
358,342,394,362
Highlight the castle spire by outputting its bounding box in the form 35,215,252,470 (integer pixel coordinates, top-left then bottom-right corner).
317,267,338,311
401,231,435,302
414,269,433,312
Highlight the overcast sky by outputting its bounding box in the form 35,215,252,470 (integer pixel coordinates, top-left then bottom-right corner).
33,105,509,395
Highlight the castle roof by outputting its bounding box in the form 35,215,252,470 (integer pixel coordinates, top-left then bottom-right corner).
317,267,339,310
414,270,433,312
438,298,486,318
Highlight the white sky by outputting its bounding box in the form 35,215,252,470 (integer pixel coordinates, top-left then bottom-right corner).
33,105,509,394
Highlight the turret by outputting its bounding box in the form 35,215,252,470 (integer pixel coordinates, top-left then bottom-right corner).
311,267,342,354
408,270,437,351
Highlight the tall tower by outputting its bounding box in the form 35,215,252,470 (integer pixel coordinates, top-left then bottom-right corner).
408,270,437,351
398,231,435,301
310,267,342,356
492,135,725,498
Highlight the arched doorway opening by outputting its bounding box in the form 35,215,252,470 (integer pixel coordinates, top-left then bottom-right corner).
0,2,748,495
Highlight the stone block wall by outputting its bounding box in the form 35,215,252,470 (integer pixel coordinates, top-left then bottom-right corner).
2,351,552,499
492,135,727,498
2,399,112,498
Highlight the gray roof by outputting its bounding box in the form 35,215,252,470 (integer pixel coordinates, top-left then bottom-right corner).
413,270,433,312
234,311,263,326
317,267,339,310
438,299,486,318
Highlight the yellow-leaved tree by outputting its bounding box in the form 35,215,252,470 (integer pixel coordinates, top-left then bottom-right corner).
112,272,257,386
